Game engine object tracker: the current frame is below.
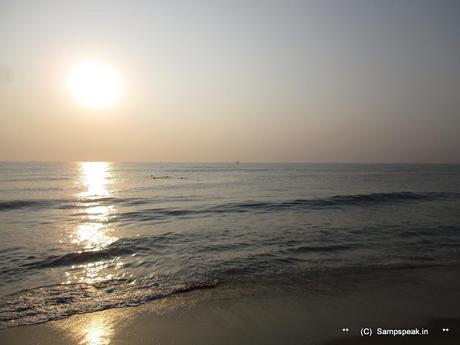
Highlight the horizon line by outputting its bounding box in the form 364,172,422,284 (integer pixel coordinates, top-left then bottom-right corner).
1,160,459,165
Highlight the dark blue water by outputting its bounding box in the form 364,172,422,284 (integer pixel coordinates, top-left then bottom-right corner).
1,162,460,328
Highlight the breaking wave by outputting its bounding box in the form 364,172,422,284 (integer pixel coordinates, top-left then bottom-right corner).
0,276,218,329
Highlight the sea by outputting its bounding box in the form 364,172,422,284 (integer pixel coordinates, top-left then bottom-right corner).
1,162,460,328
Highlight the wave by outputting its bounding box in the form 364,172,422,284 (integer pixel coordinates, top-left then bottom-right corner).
0,200,57,211
0,234,185,283
0,276,218,329
0,197,154,211
1,191,457,214
328,191,449,204
287,244,353,253
0,195,198,212
21,247,133,269
116,191,458,222
14,221,459,277
16,234,183,271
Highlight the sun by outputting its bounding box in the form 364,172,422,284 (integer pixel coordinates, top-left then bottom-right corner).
67,61,122,108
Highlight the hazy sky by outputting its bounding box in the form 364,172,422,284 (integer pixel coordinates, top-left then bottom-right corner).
1,0,459,162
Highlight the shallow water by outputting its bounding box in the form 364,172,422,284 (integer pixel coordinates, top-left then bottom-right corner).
1,162,460,327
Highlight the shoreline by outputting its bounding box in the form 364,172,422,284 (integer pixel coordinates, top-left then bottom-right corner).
1,264,459,344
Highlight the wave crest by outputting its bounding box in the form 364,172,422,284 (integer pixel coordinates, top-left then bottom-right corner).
1,191,455,213
0,276,218,329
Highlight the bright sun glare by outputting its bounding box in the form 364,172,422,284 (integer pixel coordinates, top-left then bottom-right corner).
67,61,122,108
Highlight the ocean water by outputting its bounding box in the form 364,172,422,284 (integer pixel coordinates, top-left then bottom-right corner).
1,162,460,328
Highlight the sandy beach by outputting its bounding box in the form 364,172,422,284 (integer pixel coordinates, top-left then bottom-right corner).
1,265,459,345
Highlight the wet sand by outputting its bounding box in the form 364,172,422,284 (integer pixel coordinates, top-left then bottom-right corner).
1,265,459,345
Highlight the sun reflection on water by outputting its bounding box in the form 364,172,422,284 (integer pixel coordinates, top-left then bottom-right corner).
64,259,124,285
74,162,118,250
65,162,120,284
79,162,113,198
72,221,117,250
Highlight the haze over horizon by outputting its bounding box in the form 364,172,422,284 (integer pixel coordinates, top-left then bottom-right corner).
1,0,460,163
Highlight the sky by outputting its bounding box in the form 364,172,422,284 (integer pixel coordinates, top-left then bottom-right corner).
1,0,459,163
